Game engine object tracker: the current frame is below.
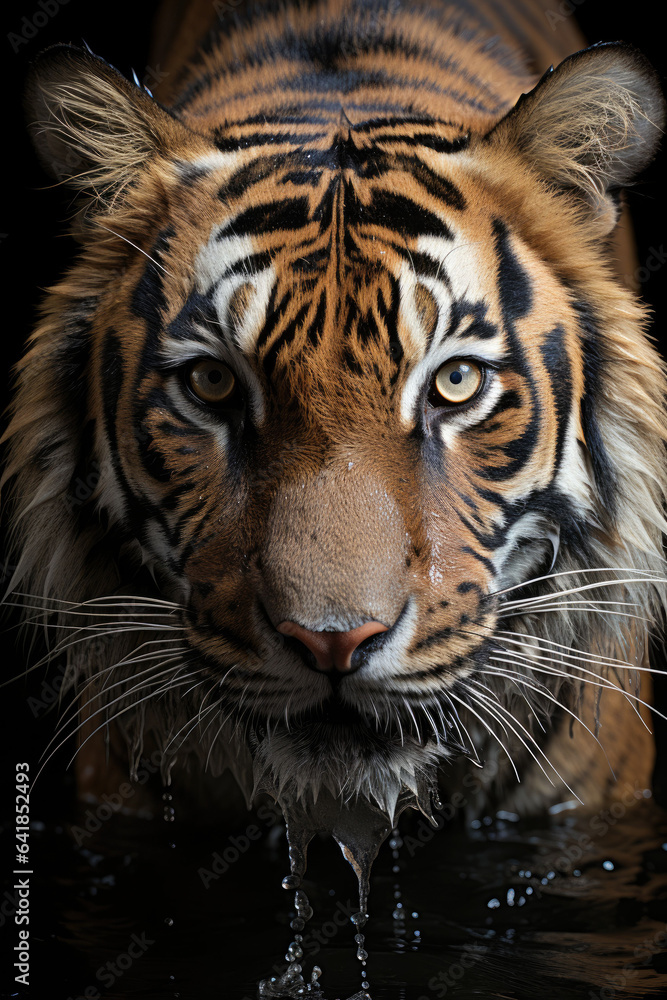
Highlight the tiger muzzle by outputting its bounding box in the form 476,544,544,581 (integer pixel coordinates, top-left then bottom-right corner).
258,461,411,661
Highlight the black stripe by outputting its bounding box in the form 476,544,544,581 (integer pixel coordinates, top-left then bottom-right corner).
370,190,452,239
539,324,571,473
101,329,125,495
218,196,311,237
262,302,310,377
573,299,617,517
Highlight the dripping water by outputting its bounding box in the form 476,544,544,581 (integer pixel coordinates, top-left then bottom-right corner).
258,884,322,996
162,790,175,824
255,773,439,998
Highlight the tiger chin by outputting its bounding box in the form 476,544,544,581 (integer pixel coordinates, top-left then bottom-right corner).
5,0,667,843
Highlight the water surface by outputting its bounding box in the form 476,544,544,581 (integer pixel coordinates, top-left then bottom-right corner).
13,789,667,1000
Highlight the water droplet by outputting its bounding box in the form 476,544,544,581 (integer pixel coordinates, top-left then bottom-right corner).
164,917,174,927
294,890,313,921
603,860,615,871
286,941,304,962
282,875,300,891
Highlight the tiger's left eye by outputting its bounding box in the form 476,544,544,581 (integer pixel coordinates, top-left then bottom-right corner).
433,360,483,405
188,360,236,405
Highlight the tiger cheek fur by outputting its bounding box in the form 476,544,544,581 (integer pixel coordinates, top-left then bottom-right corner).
7,0,666,821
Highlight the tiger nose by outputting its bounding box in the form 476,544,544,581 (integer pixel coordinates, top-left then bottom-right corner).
277,620,389,674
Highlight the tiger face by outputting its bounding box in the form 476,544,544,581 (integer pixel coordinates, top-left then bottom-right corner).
8,26,666,818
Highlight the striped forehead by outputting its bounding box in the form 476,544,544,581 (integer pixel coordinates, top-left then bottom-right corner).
159,146,561,427
165,223,504,393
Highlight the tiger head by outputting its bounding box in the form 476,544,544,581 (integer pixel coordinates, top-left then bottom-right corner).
6,41,666,821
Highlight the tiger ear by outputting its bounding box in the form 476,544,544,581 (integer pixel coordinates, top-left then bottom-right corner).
25,44,191,196
487,43,665,232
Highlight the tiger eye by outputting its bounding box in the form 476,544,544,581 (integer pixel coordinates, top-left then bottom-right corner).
434,360,483,404
188,360,236,404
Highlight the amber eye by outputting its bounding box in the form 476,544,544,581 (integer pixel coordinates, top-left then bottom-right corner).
187,359,236,405
433,360,483,405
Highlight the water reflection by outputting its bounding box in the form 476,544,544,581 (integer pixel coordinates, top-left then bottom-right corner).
24,796,667,999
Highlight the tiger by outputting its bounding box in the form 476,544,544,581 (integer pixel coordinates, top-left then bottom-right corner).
4,0,667,843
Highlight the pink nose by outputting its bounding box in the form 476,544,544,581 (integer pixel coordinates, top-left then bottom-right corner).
277,620,389,673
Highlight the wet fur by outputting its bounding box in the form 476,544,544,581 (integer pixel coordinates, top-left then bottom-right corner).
4,0,667,821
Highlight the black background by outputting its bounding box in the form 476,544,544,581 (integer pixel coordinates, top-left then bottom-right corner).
1,0,666,814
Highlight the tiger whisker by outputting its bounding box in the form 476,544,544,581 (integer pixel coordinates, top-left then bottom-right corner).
21,623,183,675
401,696,422,740
163,685,219,754
417,701,442,744
487,651,660,729
43,660,198,757
446,687,520,782
502,598,643,612
499,605,653,625
464,678,583,802
478,665,616,778
494,629,662,672
7,590,181,610
32,670,200,787
52,650,189,739
204,713,231,772
441,693,480,761
62,674,204,775
92,221,174,276
491,568,667,599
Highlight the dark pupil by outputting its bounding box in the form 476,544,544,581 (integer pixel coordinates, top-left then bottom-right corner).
207,368,223,385
449,370,463,385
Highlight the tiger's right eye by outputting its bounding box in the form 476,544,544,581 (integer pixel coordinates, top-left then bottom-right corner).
433,360,483,405
187,360,236,405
